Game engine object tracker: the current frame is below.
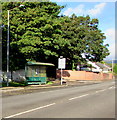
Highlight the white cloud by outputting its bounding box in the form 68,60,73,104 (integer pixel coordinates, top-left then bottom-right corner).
74,4,85,14
52,0,116,2
88,3,106,16
63,8,73,16
105,43,115,60
104,28,115,60
105,28,115,44
63,4,85,16
63,3,106,17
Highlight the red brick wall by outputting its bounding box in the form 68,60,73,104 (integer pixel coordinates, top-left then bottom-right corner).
56,70,113,81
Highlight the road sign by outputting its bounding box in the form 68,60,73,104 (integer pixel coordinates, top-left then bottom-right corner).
58,58,66,69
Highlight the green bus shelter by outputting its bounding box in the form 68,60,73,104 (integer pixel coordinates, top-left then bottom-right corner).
25,61,54,85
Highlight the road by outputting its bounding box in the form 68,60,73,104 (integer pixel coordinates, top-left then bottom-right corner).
2,80,116,119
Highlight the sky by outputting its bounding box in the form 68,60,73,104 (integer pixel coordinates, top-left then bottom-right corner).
51,0,116,61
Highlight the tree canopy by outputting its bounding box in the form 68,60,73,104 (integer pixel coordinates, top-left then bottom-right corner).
60,14,109,69
2,2,110,71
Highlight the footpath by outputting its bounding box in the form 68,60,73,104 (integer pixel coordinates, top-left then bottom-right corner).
0,80,110,97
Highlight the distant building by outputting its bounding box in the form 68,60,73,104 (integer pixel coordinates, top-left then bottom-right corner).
79,60,112,73
95,62,112,73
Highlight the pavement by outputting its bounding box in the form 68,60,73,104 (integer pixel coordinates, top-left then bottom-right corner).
1,79,113,97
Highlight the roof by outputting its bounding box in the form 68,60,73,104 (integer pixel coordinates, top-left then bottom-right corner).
95,62,111,69
26,61,55,66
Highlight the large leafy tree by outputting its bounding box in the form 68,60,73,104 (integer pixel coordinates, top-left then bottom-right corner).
2,2,110,71
60,14,110,69
2,2,64,70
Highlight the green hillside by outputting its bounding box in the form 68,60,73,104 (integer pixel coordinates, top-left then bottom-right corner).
113,63,117,75
103,62,117,75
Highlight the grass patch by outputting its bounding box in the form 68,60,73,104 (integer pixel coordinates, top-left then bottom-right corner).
2,81,28,87
46,81,53,85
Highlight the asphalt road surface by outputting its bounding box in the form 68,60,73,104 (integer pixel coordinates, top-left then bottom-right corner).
2,80,116,119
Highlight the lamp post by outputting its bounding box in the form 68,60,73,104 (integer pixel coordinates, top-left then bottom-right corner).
7,10,10,87
6,5,25,86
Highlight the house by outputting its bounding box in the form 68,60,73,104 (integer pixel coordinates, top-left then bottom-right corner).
79,60,112,73
87,61,102,72
87,61,112,73
95,62,112,73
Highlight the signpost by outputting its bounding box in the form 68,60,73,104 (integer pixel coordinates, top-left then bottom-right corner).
58,56,66,85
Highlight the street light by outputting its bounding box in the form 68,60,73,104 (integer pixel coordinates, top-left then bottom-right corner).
7,4,25,86
112,59,114,74
7,10,9,87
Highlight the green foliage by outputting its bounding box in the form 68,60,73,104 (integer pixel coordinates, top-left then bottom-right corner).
100,61,106,64
46,80,53,85
60,15,109,69
2,2,64,70
2,2,110,71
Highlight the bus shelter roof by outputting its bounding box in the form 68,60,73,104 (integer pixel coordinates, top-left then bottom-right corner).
26,61,55,66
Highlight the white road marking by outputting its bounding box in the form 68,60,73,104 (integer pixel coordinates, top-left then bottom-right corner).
5,103,56,118
95,89,107,93
108,86,115,89
95,90,100,93
95,86,115,93
69,94,89,101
